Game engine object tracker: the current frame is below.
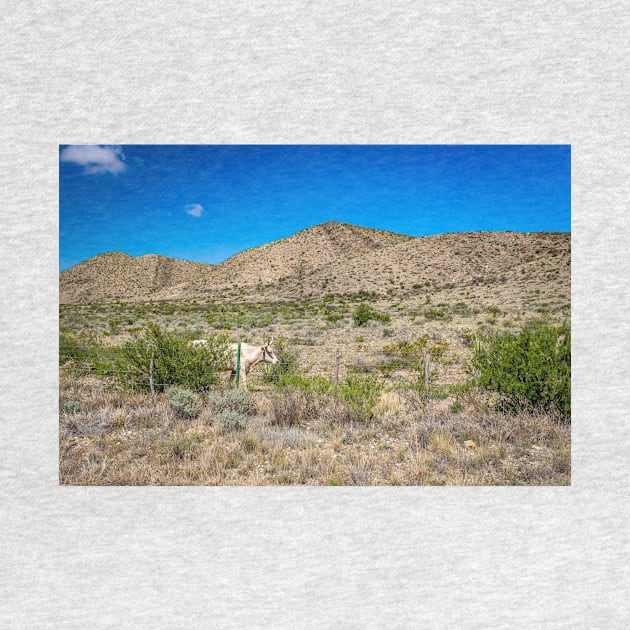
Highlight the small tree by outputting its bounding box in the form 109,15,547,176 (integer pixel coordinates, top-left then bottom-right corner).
120,323,230,392
470,320,570,418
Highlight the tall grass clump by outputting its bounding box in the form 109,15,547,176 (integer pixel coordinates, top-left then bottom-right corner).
470,320,570,418
120,323,230,392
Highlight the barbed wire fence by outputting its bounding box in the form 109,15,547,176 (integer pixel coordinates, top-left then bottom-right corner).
59,343,436,408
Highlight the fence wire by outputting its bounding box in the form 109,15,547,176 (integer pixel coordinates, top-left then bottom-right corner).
59,349,430,390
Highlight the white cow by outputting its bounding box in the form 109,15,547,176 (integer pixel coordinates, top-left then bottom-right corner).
192,338,279,387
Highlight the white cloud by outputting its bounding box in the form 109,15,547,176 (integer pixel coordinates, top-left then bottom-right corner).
60,145,126,174
185,203,204,218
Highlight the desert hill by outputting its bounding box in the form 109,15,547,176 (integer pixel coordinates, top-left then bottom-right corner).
60,222,570,305
59,251,212,303
168,221,415,300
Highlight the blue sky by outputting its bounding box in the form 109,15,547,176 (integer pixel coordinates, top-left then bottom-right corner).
59,144,570,271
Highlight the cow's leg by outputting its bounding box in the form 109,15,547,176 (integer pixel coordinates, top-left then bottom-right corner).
231,364,246,388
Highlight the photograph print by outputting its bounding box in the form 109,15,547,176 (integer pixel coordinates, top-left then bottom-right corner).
59,144,571,485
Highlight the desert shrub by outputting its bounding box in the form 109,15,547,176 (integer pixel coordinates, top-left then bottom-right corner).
470,320,570,418
165,386,203,419
214,409,247,431
325,311,345,324
453,301,480,316
352,302,391,326
207,388,256,415
347,356,380,374
120,323,230,392
337,374,383,420
62,400,81,414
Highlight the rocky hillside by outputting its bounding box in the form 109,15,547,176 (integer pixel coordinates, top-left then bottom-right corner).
174,222,415,300
60,222,570,305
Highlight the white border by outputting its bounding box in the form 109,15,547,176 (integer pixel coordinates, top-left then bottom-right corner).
2,2,628,627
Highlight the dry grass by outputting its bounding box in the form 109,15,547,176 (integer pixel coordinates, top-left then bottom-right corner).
60,373,570,486
59,223,570,485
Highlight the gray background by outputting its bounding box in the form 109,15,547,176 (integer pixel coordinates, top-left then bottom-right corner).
1,1,628,627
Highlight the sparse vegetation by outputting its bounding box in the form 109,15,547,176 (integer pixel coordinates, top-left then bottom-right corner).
59,225,570,485
59,370,570,485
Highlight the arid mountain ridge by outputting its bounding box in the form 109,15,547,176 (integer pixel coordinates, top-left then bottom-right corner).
60,221,570,304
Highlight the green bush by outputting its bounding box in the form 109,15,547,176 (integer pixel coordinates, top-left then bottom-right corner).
165,386,203,419
120,323,230,392
338,374,383,420
352,302,391,326
470,321,570,418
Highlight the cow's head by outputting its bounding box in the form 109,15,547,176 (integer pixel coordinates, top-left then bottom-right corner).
262,339,279,365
